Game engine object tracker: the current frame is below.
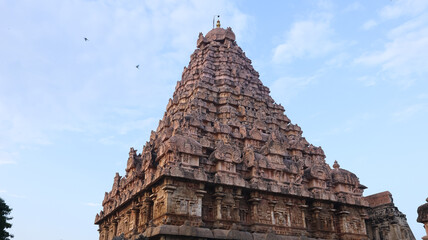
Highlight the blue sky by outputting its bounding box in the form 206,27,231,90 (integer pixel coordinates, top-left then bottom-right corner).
0,0,427,239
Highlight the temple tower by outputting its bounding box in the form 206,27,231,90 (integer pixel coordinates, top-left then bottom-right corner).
95,26,414,240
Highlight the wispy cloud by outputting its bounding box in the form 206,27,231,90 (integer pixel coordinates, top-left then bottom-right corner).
355,7,428,86
0,149,18,165
0,0,250,164
323,113,373,136
270,74,319,105
393,103,427,122
84,202,101,207
325,52,350,67
357,75,378,87
362,20,378,30
380,0,428,20
117,117,158,135
343,2,363,13
0,160,16,165
273,19,336,63
0,190,27,199
7,193,27,199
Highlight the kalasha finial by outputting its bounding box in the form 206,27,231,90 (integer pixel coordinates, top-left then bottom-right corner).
333,160,340,169
212,15,220,29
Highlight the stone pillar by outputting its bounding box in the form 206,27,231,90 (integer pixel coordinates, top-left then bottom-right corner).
131,207,139,233
139,205,147,227
312,206,322,230
213,186,225,228
150,193,157,221
109,220,117,240
233,188,243,221
140,192,153,228
392,223,402,240
417,198,428,240
286,202,293,227
360,211,368,235
269,200,278,225
112,218,118,237
162,182,177,215
103,225,109,240
125,211,131,237
374,226,380,240
249,192,261,223
214,194,224,220
329,208,337,231
299,204,308,228
338,210,350,233
196,183,207,218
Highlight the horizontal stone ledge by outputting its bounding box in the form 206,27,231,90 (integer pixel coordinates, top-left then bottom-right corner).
142,224,324,240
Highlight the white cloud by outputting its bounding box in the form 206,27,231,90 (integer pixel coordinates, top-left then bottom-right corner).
362,19,378,30
326,52,350,67
357,75,377,87
270,75,318,104
0,0,250,162
380,0,428,20
393,103,427,122
355,14,428,86
84,202,101,207
316,0,334,12
324,113,372,136
417,93,428,99
388,13,428,38
117,117,158,135
343,2,362,13
0,190,27,199
273,19,336,63
0,147,18,165
0,159,16,165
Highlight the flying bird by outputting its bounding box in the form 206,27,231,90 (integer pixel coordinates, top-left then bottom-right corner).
136,65,140,69
84,37,89,41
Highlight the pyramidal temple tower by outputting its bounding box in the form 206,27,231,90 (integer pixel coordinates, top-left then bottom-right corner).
95,25,415,240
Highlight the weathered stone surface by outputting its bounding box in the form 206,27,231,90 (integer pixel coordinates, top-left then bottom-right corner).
365,191,415,240
95,26,415,240
417,198,428,240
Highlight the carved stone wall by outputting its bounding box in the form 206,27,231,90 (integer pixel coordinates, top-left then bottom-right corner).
94,26,415,240
365,191,415,240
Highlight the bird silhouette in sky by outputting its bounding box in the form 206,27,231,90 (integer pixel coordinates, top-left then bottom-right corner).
136,65,140,69
84,37,89,41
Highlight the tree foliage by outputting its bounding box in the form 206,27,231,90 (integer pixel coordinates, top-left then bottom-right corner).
0,197,13,240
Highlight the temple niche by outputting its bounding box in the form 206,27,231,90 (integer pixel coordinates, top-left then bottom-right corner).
94,24,415,240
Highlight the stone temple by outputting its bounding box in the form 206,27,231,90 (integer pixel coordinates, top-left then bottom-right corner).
95,24,415,240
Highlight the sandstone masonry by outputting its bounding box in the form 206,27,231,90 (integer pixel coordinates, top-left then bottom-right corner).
95,26,415,240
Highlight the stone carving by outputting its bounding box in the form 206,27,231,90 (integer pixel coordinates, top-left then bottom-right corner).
94,26,415,240
418,198,428,240
365,191,415,240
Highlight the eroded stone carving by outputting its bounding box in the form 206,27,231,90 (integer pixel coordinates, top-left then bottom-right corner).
417,198,428,240
95,26,415,240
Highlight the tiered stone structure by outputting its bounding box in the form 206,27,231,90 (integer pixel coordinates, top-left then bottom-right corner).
365,192,415,240
95,26,415,240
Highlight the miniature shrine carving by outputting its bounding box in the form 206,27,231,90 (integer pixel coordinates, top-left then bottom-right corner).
95,25,415,240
